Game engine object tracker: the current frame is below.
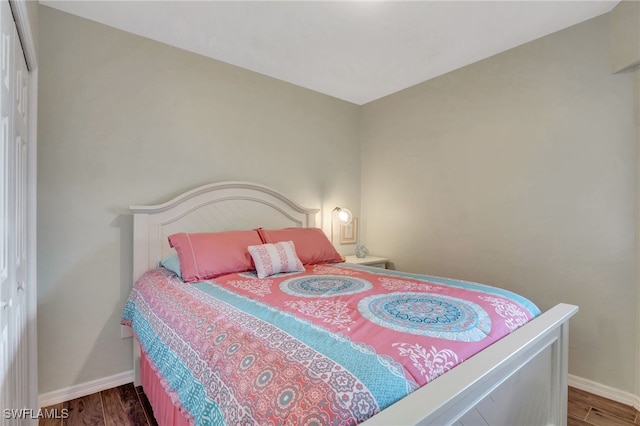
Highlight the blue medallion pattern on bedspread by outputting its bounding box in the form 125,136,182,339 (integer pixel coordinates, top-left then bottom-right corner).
280,275,373,297
122,263,540,426
358,293,492,341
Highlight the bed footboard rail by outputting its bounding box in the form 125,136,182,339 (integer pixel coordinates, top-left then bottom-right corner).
362,303,578,426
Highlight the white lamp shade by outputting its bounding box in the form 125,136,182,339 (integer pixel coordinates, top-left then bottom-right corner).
336,208,352,225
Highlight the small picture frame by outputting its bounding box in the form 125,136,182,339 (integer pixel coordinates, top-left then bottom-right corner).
340,217,357,245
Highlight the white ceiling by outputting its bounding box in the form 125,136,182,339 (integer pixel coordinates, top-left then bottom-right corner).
41,0,620,105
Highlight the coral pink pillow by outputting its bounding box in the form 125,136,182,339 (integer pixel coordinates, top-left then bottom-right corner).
168,230,262,282
247,241,305,279
257,227,343,265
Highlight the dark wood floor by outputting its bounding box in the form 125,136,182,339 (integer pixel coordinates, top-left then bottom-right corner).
40,384,639,425
568,387,640,426
39,383,157,426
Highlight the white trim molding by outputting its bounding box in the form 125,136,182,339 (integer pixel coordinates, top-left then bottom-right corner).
569,374,640,411
38,370,134,408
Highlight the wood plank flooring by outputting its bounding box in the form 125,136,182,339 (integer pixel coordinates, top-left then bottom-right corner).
39,383,157,426
568,387,640,426
40,385,639,425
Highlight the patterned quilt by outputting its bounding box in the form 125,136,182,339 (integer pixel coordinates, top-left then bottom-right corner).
121,263,540,425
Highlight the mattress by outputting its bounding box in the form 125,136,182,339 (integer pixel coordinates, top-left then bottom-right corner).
121,263,540,425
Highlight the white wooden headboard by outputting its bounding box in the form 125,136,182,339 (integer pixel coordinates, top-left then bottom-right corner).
129,181,319,282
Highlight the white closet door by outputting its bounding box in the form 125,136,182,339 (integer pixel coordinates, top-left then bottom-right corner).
0,0,30,422
0,0,15,421
12,17,28,413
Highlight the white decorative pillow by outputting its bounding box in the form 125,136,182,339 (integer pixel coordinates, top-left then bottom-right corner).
248,240,305,279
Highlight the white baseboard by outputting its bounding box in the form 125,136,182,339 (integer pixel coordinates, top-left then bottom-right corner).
569,374,640,411
38,370,134,408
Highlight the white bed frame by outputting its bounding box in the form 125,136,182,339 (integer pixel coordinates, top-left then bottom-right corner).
126,181,578,426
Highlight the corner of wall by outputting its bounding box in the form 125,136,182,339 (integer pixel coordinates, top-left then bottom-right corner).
610,0,640,73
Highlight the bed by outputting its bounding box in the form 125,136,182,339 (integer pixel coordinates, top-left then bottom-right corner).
121,181,578,426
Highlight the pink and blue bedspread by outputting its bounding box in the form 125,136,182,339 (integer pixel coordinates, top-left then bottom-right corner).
121,263,540,425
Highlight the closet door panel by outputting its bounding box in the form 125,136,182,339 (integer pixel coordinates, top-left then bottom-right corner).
12,26,28,410
0,0,13,420
0,0,30,420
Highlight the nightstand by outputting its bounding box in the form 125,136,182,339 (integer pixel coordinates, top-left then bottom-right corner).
344,255,389,269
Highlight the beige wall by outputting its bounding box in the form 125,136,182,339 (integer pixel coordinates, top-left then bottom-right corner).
361,14,639,394
38,4,640,400
37,5,360,394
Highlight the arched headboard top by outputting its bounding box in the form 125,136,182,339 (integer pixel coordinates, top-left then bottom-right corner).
130,181,320,280
130,181,318,218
